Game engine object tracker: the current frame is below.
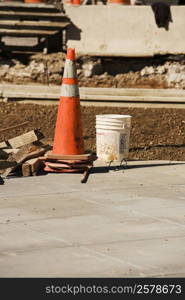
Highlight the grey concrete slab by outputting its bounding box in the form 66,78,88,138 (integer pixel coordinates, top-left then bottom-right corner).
0,244,143,278
90,237,185,277
0,222,67,253
0,197,105,223
22,211,185,247
0,160,185,277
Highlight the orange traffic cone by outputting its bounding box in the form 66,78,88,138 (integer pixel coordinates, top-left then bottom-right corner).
73,0,81,5
44,48,97,177
52,48,84,156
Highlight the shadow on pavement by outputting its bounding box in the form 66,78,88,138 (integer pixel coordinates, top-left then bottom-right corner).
89,161,185,174
3,161,184,185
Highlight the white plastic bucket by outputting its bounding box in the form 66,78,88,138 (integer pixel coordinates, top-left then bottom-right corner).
96,114,131,162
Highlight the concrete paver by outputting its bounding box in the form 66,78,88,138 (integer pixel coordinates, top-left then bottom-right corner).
0,160,185,277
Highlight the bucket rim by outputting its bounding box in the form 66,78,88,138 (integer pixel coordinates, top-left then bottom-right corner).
96,114,132,119
96,126,128,130
96,123,127,127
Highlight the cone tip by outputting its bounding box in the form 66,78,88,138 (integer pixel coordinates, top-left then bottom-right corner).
66,48,75,61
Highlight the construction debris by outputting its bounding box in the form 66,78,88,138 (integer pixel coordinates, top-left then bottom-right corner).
0,127,95,183
6,129,44,149
0,142,7,148
0,130,51,178
22,157,44,177
0,52,185,89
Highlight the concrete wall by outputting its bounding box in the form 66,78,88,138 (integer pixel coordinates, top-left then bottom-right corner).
65,5,185,57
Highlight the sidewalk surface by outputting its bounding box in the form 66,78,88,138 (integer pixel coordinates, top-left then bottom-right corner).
0,160,185,278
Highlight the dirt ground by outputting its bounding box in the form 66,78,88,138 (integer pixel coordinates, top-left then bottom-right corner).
0,102,185,161
0,52,185,161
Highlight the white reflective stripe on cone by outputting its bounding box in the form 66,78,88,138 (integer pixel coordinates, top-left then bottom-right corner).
61,83,79,97
63,59,77,79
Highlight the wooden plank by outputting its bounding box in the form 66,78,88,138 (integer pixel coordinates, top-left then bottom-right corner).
2,144,50,177
28,157,43,175
0,148,19,159
0,142,7,149
0,159,17,171
45,153,93,161
0,20,69,30
7,130,44,149
0,142,8,149
0,11,67,20
0,6,61,16
0,3,59,10
0,29,59,37
0,121,28,133
81,166,92,184
22,163,31,177
0,149,9,160
0,20,69,27
0,44,44,53
22,157,43,176
2,148,19,155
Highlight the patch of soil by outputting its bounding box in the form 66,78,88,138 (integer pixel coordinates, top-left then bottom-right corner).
78,73,168,89
1,102,185,161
